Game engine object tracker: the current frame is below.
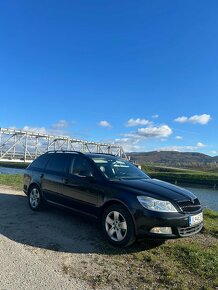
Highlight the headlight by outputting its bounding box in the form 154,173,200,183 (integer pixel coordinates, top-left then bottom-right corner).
137,196,178,212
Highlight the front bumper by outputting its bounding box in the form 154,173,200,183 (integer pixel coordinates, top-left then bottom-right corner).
134,208,203,239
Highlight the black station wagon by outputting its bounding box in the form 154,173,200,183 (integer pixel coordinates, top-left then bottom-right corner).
23,151,203,247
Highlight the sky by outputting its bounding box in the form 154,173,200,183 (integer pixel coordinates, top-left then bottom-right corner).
0,1,218,155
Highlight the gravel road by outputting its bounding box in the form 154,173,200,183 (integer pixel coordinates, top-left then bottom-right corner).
0,186,108,290
0,185,164,290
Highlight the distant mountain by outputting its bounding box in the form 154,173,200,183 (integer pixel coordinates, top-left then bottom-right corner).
128,151,218,169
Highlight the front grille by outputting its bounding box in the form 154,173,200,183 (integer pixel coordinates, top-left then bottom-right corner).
178,223,203,237
177,198,201,213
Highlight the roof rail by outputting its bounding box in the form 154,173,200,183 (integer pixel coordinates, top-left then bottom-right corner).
45,151,117,157
87,152,116,157
46,150,85,155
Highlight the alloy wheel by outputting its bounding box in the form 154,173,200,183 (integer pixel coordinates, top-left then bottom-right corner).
29,188,40,209
105,211,127,242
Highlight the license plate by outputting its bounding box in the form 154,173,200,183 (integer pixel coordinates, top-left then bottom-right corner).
189,212,203,226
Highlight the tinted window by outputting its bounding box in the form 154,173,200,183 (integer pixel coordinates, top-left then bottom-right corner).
29,154,50,170
70,156,93,177
46,154,70,173
92,156,149,180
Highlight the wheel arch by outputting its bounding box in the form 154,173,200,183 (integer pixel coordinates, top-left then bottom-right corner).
27,182,41,195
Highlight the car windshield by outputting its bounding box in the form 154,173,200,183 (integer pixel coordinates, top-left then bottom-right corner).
91,156,150,180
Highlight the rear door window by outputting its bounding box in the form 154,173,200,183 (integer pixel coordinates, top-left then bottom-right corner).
45,154,70,174
29,154,50,170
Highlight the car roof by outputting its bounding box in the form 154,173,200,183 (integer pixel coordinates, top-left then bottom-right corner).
85,153,118,159
45,151,118,159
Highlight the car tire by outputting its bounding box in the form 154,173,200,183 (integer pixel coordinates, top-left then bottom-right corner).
28,185,45,211
102,204,136,247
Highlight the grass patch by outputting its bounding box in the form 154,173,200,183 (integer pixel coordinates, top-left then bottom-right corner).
63,209,218,290
142,165,218,186
0,174,23,190
203,209,218,238
164,242,218,282
0,161,28,169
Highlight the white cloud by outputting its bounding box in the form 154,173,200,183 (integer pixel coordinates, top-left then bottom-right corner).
114,138,141,152
176,136,183,140
123,132,144,140
22,126,48,134
116,124,173,153
174,116,188,123
174,114,211,125
125,118,151,127
15,121,70,136
152,114,159,119
210,150,218,155
196,142,206,148
98,120,112,128
117,124,172,152
189,114,211,124
137,125,173,138
52,120,68,129
157,142,207,152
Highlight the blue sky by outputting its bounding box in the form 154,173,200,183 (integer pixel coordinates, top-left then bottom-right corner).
0,1,217,154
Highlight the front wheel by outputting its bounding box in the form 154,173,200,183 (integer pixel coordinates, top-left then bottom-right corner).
102,204,136,247
28,186,44,211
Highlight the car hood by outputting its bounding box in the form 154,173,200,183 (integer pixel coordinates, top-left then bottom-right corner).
113,178,197,201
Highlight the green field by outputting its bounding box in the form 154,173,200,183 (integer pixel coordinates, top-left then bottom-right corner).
0,161,28,169
142,165,218,187
0,174,23,190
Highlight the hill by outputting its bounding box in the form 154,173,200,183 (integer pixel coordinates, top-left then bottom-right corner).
129,151,218,171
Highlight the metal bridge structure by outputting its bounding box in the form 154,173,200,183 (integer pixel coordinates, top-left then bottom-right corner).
0,128,126,163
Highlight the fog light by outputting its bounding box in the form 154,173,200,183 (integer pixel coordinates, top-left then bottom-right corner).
150,227,172,234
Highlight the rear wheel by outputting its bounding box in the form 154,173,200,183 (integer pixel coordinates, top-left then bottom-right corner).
28,186,44,211
102,204,136,247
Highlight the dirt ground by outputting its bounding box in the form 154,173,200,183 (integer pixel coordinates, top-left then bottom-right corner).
0,185,149,290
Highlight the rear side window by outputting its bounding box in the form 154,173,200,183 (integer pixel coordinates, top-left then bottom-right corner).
29,154,50,170
45,154,70,173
